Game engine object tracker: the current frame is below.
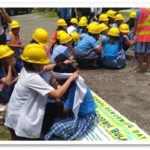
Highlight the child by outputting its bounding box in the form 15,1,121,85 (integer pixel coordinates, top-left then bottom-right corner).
99,14,109,25
126,11,137,30
70,32,80,48
101,27,126,69
67,18,78,34
106,9,117,27
4,43,79,140
6,20,24,61
44,63,97,140
98,23,109,44
50,19,67,47
75,23,102,68
31,28,50,57
112,13,124,28
0,45,22,102
50,33,74,64
50,30,66,55
126,11,137,61
119,23,134,52
77,19,88,39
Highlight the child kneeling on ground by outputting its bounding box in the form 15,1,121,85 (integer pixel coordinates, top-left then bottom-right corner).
101,27,126,69
44,63,97,140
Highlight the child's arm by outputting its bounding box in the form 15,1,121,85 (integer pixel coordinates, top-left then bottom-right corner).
123,35,134,47
6,41,24,49
95,45,102,53
0,58,16,85
0,8,11,23
43,64,56,71
49,71,79,99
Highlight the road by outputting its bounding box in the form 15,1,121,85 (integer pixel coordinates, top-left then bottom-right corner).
12,13,150,136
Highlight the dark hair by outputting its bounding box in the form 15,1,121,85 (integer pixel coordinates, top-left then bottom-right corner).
23,60,36,71
53,63,77,73
126,18,135,29
54,54,68,64
30,39,38,44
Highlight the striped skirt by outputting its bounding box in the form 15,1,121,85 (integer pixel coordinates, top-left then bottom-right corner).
134,42,150,54
44,112,96,140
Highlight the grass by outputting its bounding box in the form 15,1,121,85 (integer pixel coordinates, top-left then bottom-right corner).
0,126,11,140
32,8,58,18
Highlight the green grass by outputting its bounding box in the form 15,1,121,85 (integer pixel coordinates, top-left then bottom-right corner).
33,8,57,18
0,126,11,140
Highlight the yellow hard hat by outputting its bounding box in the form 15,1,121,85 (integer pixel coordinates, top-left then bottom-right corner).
32,28,49,46
0,45,14,59
56,30,66,40
119,23,130,33
59,33,72,44
70,32,80,43
129,11,137,19
98,23,109,33
10,20,20,29
57,19,67,27
80,16,88,22
70,18,78,25
115,14,124,21
78,19,88,27
106,10,117,19
21,43,50,64
99,14,109,21
107,27,120,37
87,21,98,29
88,24,100,34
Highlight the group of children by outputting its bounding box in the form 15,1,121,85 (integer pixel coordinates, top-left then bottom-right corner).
0,8,150,140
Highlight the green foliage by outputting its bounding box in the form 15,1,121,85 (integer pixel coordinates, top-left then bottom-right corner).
0,126,11,140
33,8,57,18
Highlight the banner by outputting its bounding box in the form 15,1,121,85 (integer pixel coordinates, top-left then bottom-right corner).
82,92,150,141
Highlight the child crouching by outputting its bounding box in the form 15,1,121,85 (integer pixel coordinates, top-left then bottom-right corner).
44,63,97,140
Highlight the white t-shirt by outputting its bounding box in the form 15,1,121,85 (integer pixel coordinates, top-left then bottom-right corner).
4,68,54,138
67,25,77,34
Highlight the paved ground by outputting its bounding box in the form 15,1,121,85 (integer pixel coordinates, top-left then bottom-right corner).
12,12,150,136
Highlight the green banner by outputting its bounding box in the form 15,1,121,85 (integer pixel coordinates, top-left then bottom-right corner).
92,92,150,141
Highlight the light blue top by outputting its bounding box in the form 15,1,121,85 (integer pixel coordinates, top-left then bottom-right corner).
75,34,98,52
102,37,121,60
64,82,97,116
101,34,108,45
50,45,69,63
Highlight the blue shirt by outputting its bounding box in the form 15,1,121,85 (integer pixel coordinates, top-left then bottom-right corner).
50,45,69,64
102,37,121,60
0,61,23,79
135,9,140,20
101,34,108,45
76,34,98,52
64,82,97,116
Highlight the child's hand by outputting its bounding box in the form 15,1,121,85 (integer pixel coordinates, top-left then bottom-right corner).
69,71,79,81
55,98,63,103
123,35,128,39
63,59,72,64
